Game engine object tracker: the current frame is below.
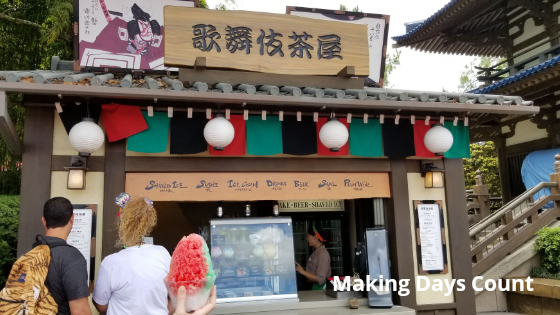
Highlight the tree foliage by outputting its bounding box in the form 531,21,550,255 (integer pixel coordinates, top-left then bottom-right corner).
0,0,74,195
200,0,237,10
463,141,501,197
384,49,401,88
339,4,361,12
0,195,19,287
457,57,506,93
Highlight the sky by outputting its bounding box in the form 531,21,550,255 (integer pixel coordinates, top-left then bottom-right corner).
229,0,475,92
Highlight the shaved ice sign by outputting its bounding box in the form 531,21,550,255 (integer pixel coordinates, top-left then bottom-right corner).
77,0,194,71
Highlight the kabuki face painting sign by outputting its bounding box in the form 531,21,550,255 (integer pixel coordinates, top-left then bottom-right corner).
78,0,194,70
164,7,370,76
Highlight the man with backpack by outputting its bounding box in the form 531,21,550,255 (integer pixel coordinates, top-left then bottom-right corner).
36,197,92,315
1,197,91,315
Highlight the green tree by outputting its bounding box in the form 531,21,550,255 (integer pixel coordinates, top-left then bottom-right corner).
0,0,74,195
458,57,506,93
458,57,505,199
463,142,501,197
384,49,401,88
200,0,237,10
339,4,361,12
0,196,19,286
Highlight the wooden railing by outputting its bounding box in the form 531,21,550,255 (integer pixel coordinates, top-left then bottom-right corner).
467,170,502,226
469,154,560,277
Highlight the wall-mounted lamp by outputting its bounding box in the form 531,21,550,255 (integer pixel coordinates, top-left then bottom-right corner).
421,162,446,188
65,156,88,190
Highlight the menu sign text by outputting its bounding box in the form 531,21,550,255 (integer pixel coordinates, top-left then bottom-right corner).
67,209,93,283
417,204,444,271
125,173,390,201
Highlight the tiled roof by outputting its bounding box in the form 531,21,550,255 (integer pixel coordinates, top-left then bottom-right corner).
392,0,506,56
0,57,538,118
392,0,463,42
470,55,560,94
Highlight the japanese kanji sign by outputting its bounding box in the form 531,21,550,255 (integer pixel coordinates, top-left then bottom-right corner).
288,7,389,86
164,7,370,76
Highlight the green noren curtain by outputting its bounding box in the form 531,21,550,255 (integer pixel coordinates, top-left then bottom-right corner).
127,111,170,153
444,121,470,158
246,115,283,155
349,119,383,157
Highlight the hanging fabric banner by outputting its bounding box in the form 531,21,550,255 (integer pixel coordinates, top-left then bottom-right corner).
443,121,471,159
317,117,349,156
170,112,208,154
100,104,147,142
58,104,102,134
413,121,436,158
382,122,415,158
349,119,383,157
282,115,317,156
209,115,246,156
127,111,170,153
246,115,283,156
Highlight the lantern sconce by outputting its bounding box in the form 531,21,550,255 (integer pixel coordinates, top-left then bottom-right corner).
420,162,446,189
65,156,88,190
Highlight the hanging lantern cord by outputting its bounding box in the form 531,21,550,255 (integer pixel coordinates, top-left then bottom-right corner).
86,101,90,118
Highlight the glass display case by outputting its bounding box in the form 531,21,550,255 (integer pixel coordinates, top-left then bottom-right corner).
210,217,298,303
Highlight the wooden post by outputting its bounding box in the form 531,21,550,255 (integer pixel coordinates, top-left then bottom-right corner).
473,170,491,220
550,154,560,209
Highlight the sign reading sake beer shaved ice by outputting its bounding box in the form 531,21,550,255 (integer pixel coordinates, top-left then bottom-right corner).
165,234,216,312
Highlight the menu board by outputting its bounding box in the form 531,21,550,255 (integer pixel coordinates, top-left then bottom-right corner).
417,204,443,270
413,200,448,274
67,206,96,287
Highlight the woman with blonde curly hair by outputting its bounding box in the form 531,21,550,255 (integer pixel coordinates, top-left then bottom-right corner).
92,194,171,315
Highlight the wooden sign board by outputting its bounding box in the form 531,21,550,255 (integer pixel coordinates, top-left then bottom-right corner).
413,200,448,275
125,173,390,201
164,7,370,76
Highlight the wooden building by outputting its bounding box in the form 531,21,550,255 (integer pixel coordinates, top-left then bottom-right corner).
0,4,540,315
393,0,560,202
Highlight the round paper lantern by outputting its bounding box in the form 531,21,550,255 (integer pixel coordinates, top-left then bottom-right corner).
204,114,235,150
68,118,105,156
424,123,454,156
319,117,349,152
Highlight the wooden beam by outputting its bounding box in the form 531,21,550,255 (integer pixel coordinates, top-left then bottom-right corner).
0,91,22,157
194,57,206,70
101,139,126,259
179,68,365,90
444,158,476,315
125,157,391,173
17,107,53,256
337,66,355,78
51,155,105,172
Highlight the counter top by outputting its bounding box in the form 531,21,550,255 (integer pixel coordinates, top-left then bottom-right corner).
212,291,415,315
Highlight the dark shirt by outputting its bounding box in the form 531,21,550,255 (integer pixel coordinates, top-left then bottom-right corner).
33,236,90,315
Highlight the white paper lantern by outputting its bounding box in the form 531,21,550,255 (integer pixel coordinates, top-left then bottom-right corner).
68,118,105,156
204,114,235,150
424,123,454,156
319,117,349,152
